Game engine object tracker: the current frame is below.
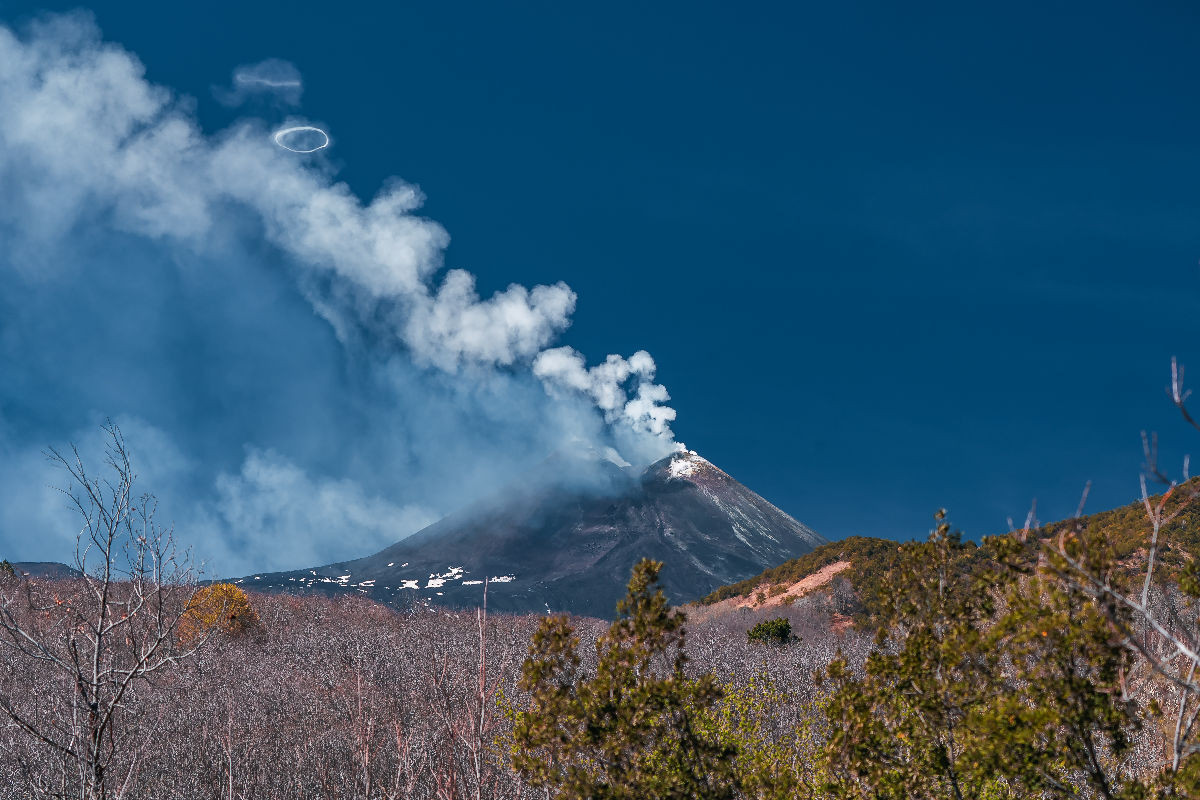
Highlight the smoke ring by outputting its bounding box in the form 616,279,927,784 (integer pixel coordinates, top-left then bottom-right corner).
239,77,302,88
273,125,330,154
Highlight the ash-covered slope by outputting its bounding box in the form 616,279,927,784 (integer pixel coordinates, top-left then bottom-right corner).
240,450,826,617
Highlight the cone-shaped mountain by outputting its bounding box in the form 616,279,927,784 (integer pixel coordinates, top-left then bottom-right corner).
237,450,826,617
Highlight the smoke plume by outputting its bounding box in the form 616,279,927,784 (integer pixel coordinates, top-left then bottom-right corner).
0,13,679,576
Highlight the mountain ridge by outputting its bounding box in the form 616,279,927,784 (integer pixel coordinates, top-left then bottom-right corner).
696,479,1200,624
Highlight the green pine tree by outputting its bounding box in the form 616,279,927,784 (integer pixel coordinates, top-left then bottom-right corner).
983,531,1141,799
513,558,738,800
822,511,1006,800
823,511,1146,800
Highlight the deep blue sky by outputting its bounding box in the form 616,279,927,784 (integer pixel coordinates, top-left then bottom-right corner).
2,0,1200,557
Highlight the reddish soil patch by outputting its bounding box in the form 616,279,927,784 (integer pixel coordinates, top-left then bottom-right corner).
735,560,852,608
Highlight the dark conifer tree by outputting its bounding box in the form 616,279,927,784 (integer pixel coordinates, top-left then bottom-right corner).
513,558,737,800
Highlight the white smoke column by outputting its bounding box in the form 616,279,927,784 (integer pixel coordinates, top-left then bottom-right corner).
401,270,579,371
533,346,679,440
0,14,678,455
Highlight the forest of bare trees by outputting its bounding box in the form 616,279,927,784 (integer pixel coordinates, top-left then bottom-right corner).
0,564,866,799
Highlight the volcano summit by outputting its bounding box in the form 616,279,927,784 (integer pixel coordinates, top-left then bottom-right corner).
239,450,825,617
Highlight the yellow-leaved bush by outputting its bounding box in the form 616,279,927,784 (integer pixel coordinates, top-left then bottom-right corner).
178,583,260,644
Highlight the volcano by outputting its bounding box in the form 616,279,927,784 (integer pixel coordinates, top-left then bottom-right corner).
238,450,825,617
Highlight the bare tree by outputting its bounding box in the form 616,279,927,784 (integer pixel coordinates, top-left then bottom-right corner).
1045,358,1200,789
0,423,208,800
423,584,524,800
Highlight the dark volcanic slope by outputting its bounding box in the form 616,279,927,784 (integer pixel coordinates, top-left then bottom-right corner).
240,451,826,617
11,562,82,579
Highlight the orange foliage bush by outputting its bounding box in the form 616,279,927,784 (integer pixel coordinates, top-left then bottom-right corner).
178,583,260,643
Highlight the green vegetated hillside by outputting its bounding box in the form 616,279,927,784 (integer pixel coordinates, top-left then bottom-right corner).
698,534,994,622
698,535,903,607
669,486,1200,794
700,477,1200,614
1038,478,1200,574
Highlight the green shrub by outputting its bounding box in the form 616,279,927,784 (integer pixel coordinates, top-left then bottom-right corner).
747,617,793,646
